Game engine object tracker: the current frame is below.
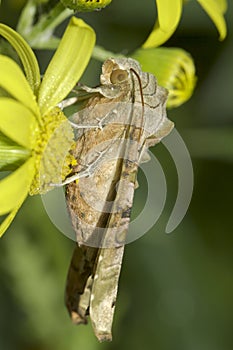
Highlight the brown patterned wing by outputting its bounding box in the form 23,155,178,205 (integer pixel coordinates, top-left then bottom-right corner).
65,57,173,341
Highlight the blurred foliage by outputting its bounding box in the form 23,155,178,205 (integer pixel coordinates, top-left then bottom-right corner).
0,0,233,349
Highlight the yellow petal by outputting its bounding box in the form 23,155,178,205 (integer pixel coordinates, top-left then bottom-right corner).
0,55,40,117
0,23,41,95
0,98,38,148
143,0,183,48
197,0,227,40
0,202,24,238
38,17,96,116
0,157,34,215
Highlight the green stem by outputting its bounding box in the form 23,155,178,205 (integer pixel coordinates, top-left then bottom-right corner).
17,2,124,59
18,2,72,47
31,4,72,39
92,45,124,62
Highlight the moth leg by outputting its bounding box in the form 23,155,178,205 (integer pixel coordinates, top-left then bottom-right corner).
69,108,118,131
76,83,103,94
58,97,78,109
50,146,110,187
95,108,118,130
51,163,97,187
52,170,92,186
77,82,122,99
58,84,99,110
69,120,101,130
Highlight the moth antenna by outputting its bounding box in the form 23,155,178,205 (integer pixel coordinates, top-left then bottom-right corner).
130,68,145,138
130,68,144,106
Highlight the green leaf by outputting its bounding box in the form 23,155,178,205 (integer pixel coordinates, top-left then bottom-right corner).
38,17,96,116
0,23,41,95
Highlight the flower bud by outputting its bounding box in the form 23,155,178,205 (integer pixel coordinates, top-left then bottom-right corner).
132,47,197,108
60,0,112,11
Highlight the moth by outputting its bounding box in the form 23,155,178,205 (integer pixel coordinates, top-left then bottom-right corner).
64,57,174,341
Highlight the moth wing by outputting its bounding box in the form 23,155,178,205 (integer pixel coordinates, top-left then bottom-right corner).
90,246,124,342
65,244,98,324
89,132,140,341
65,116,133,330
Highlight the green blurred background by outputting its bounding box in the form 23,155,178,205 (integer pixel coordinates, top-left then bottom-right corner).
0,1,233,349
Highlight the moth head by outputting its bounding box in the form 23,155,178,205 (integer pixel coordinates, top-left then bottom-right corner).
101,58,129,86
110,69,129,84
101,58,143,87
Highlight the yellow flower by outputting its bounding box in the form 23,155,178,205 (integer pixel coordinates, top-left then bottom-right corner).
143,0,227,48
0,17,96,237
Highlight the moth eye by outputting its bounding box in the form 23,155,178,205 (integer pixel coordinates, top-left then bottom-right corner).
110,69,128,84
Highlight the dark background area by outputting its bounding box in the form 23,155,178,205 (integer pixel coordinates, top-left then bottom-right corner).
0,0,233,349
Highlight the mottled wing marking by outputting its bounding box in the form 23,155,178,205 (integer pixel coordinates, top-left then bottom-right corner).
65,57,174,341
